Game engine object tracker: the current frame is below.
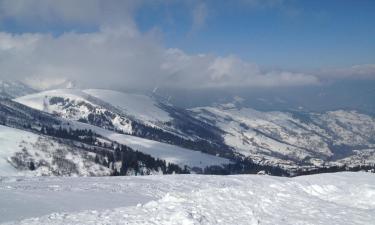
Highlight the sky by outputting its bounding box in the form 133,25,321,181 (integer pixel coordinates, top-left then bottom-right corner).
0,0,374,92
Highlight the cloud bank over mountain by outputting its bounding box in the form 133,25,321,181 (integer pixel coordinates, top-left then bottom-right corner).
0,27,322,90
0,0,373,91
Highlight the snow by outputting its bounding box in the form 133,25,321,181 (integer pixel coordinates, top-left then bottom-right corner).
69,122,231,169
0,121,228,175
1,172,374,224
314,110,375,146
13,88,375,169
16,88,172,131
15,89,134,134
0,126,38,176
83,89,171,123
192,106,331,166
102,131,230,169
0,125,111,177
15,88,172,133
192,105,375,168
15,89,90,112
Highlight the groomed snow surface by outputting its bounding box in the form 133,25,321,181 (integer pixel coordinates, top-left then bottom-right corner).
1,172,374,225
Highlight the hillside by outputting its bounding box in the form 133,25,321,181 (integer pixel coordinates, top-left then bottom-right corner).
0,125,111,176
14,89,375,171
192,104,375,169
15,89,234,158
0,98,231,175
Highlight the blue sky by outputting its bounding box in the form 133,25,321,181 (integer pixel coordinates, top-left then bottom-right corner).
1,0,374,70
0,0,374,91
135,0,375,69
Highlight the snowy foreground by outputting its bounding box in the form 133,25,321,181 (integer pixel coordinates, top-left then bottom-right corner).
1,172,374,225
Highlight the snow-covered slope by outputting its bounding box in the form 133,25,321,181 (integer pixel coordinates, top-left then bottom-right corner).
82,89,232,157
15,89,232,158
15,89,179,134
1,172,374,224
15,88,177,134
14,89,375,170
15,89,134,133
0,125,111,176
84,89,171,124
91,128,230,169
0,97,231,174
192,104,375,168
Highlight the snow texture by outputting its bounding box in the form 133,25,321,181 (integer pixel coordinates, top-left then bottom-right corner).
0,172,374,224
0,125,111,177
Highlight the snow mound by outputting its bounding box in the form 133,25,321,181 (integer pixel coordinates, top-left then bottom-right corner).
1,172,374,224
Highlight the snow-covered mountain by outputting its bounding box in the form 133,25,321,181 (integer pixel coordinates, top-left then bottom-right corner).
84,89,172,126
0,97,231,176
1,172,374,224
13,88,375,172
0,80,36,98
192,103,375,169
16,89,134,133
15,89,232,158
15,89,180,133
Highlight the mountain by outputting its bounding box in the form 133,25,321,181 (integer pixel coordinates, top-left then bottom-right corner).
191,103,375,170
0,80,36,98
13,88,375,174
15,89,233,158
0,98,231,176
15,89,133,132
165,80,375,116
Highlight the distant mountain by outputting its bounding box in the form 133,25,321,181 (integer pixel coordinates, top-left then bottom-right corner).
0,80,36,98
191,103,375,170
12,88,375,174
164,80,375,115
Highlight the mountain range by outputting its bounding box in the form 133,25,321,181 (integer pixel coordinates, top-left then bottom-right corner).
0,80,374,176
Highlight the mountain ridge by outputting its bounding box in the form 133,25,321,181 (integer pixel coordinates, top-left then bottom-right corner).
12,88,375,172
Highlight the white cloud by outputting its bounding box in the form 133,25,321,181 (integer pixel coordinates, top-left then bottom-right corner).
161,50,319,88
319,64,375,80
0,0,369,91
0,27,321,90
